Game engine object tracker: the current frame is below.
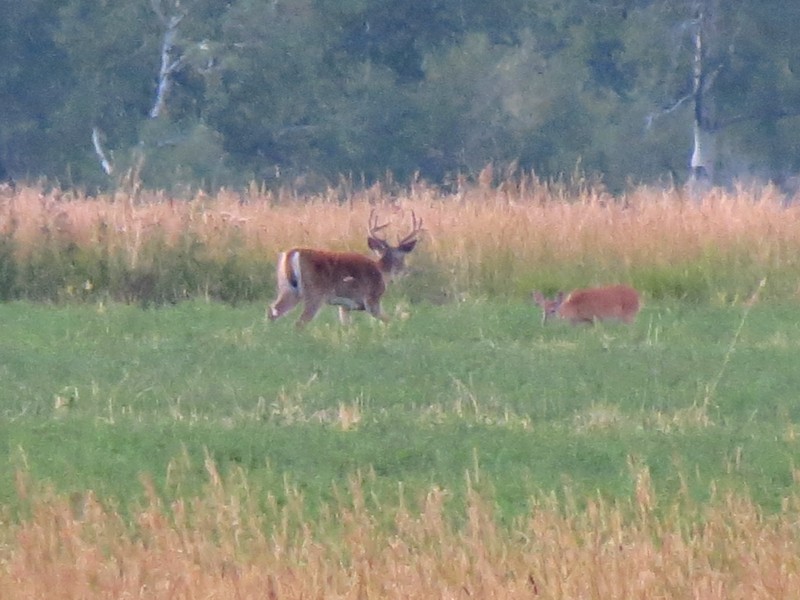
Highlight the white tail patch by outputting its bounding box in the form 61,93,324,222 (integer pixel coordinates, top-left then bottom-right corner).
289,249,303,294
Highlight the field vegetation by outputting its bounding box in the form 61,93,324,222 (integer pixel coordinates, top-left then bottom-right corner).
3,465,800,598
1,177,800,597
1,174,798,305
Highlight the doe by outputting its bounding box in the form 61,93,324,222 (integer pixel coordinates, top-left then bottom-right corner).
532,284,640,326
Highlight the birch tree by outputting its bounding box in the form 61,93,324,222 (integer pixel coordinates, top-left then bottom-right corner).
687,1,718,186
149,0,187,119
638,0,800,187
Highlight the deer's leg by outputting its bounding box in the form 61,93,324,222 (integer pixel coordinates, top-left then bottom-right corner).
295,296,324,327
364,299,389,323
268,288,301,321
338,306,352,325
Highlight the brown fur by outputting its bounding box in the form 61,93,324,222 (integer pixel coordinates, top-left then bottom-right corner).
533,285,640,325
268,213,421,327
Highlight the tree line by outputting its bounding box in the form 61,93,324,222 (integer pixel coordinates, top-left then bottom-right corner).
2,0,800,194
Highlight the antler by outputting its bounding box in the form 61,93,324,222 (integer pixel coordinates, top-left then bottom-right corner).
368,208,390,240
397,210,424,246
368,209,424,245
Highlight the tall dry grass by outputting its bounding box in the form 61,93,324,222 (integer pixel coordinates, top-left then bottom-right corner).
2,461,800,599
1,178,799,303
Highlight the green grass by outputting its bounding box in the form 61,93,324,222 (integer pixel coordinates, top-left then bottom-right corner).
2,298,800,519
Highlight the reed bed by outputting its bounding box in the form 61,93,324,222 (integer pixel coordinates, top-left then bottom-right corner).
3,180,800,597
0,179,798,303
1,463,799,599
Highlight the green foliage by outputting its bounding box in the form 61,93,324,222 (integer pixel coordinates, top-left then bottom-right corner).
0,234,16,300
633,264,713,302
135,120,235,193
0,1,72,181
2,0,800,191
118,230,272,305
4,225,271,305
1,299,799,517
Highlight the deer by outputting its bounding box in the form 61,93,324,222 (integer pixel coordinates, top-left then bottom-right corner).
267,210,423,327
532,284,640,326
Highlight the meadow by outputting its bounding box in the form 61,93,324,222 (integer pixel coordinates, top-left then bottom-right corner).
1,177,800,597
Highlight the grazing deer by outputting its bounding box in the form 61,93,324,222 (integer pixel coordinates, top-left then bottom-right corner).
532,284,640,326
268,210,423,327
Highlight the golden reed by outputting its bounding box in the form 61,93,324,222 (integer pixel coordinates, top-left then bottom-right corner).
2,464,800,599
1,178,799,300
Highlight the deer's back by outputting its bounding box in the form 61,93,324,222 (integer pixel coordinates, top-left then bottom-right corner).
562,285,640,323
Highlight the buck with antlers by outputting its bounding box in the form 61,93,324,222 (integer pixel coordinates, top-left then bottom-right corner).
268,210,423,327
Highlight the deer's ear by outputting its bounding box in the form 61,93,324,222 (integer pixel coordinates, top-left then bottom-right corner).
397,239,418,253
368,237,389,253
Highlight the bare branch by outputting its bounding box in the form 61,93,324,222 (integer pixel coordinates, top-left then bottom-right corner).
92,127,113,175
645,92,693,130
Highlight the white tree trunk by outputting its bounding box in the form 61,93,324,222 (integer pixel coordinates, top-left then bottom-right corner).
690,119,715,183
150,10,185,119
688,1,716,192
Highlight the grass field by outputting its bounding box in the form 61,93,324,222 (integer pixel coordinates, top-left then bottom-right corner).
3,298,800,597
2,296,799,511
2,180,800,596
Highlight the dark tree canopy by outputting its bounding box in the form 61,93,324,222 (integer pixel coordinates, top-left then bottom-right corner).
1,0,799,193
